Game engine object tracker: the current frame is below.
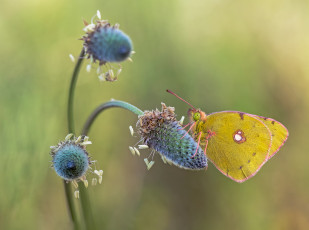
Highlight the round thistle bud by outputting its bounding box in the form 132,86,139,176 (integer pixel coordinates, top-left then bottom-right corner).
50,135,91,181
81,11,133,82
137,103,208,170
52,144,89,180
84,27,132,63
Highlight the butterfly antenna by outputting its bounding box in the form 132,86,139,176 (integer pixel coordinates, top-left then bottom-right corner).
166,89,196,110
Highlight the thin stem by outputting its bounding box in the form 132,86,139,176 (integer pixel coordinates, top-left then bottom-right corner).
68,48,85,134
63,181,80,230
65,48,88,230
79,183,95,230
65,48,95,229
82,100,144,136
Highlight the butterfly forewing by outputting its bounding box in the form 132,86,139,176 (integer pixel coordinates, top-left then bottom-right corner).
198,112,272,183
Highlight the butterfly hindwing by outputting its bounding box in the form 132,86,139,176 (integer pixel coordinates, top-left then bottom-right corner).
254,116,289,160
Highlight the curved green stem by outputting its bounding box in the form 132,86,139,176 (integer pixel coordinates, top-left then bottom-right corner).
68,48,85,134
66,48,96,230
64,48,85,230
82,100,143,136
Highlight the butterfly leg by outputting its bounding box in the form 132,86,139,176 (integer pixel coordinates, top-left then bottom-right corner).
191,132,202,158
204,140,209,156
203,130,216,155
180,122,196,140
178,122,193,131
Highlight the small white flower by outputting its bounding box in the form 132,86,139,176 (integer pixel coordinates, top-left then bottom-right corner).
129,126,134,136
75,136,82,143
94,169,103,176
179,116,185,125
98,176,103,184
65,133,74,141
138,145,149,149
98,74,105,81
72,180,79,189
74,190,80,199
144,158,149,166
161,156,167,164
86,64,92,73
83,179,89,188
92,178,97,186
133,147,140,156
129,146,135,155
83,23,96,32
97,10,101,20
69,54,75,63
147,161,155,170
80,141,92,146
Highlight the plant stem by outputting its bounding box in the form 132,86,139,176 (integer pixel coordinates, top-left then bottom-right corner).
82,100,144,136
63,181,80,230
66,48,92,230
68,48,85,134
78,183,95,230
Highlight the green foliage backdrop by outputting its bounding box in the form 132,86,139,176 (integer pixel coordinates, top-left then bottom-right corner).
1,0,309,229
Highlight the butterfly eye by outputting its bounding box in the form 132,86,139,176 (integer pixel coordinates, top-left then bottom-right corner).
193,112,201,121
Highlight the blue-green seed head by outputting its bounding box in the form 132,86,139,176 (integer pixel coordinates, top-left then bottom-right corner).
137,103,208,170
50,137,90,181
83,24,132,64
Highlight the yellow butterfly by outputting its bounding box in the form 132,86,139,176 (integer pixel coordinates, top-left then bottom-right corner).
167,90,289,183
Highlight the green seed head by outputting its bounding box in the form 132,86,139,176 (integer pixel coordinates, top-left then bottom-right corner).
50,135,91,181
137,103,208,170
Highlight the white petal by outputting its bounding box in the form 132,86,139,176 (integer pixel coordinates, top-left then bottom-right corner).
147,161,155,170
80,141,92,146
129,126,134,136
83,180,88,188
129,146,135,155
98,176,102,184
97,10,101,19
86,64,92,73
179,116,185,125
69,54,75,63
138,145,149,149
74,190,80,199
92,178,97,186
133,147,140,156
65,133,74,141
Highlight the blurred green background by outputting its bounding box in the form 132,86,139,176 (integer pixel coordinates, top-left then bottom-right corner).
1,0,309,229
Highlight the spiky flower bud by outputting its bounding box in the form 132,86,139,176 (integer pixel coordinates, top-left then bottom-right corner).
50,135,92,181
83,27,132,63
137,103,208,170
81,11,133,82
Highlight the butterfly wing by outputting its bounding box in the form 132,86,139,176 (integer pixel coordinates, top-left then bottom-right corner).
254,116,289,160
197,111,272,183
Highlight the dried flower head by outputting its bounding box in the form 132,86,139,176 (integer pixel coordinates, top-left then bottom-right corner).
50,134,103,197
81,10,133,82
135,103,208,170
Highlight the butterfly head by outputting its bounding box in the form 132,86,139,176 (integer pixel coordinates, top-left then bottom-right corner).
166,89,207,121
188,108,207,122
